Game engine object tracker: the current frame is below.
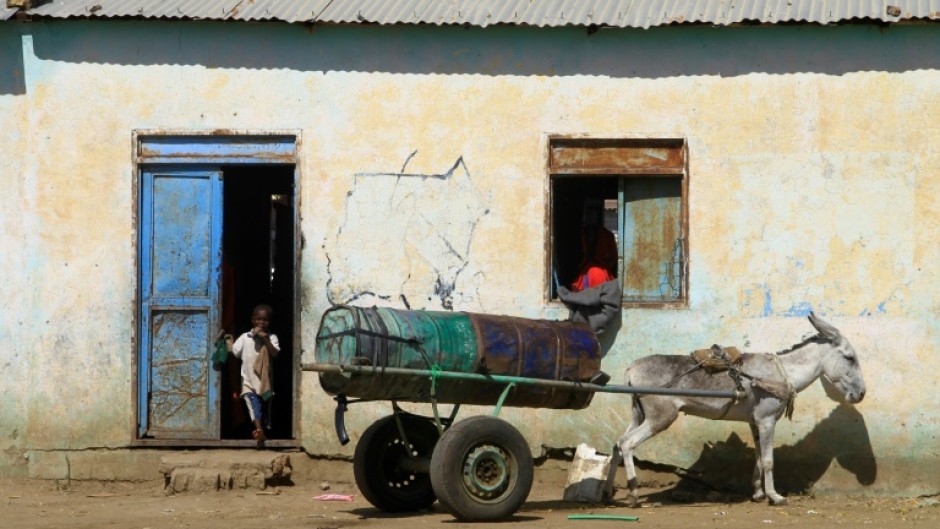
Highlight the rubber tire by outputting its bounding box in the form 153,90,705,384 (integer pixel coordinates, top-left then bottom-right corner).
353,415,440,512
429,415,534,521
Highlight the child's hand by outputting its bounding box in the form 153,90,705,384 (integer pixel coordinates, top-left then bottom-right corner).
253,327,267,338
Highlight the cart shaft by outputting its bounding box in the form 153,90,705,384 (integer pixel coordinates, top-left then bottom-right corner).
302,362,743,399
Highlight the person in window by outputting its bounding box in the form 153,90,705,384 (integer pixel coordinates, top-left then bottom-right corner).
570,224,618,292
558,223,622,342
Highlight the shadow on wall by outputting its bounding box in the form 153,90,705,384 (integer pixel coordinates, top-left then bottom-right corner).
668,404,875,496
0,26,25,95
25,20,940,78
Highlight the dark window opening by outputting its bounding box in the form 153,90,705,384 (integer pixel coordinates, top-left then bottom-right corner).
552,177,619,293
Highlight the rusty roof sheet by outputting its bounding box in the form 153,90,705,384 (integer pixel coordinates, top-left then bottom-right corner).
24,0,323,20
22,0,940,27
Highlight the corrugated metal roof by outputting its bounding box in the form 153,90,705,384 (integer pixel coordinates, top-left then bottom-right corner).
22,0,940,27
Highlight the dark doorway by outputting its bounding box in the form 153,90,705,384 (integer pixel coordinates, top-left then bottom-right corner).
220,165,295,440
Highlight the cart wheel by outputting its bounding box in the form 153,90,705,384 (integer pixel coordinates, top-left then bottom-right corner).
429,415,533,521
353,415,440,512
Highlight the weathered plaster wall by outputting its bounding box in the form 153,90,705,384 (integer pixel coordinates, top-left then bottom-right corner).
2,20,938,494
0,24,28,478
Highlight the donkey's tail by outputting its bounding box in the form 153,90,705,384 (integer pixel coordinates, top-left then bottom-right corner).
626,373,645,426
631,394,645,426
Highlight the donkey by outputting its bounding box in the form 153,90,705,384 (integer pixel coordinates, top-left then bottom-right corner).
617,312,866,506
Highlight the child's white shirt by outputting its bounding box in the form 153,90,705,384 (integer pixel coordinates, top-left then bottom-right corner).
232,331,280,396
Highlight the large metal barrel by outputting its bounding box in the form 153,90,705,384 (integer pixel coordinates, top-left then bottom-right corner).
315,306,602,409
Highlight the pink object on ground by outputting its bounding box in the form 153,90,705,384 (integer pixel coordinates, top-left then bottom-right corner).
313,494,355,502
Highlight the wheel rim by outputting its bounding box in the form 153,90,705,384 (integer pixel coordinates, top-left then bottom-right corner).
355,416,440,512
461,443,517,502
380,433,422,490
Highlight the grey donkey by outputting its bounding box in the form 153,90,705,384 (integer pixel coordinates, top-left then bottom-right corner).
617,313,866,506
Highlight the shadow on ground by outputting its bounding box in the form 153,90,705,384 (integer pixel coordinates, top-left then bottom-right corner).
632,404,876,504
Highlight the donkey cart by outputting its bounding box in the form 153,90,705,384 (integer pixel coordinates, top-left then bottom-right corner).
302,305,740,521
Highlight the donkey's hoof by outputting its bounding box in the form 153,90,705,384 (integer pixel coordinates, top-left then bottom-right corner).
769,496,788,506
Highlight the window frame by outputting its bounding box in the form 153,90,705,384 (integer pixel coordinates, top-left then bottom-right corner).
545,136,690,309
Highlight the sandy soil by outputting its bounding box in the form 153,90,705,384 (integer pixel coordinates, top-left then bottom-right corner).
1,461,936,529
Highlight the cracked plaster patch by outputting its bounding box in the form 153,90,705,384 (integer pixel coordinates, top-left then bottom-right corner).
327,155,488,311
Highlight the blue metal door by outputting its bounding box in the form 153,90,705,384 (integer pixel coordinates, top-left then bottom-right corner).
138,168,222,439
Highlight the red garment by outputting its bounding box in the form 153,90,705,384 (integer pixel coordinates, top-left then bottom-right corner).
570,224,618,292
572,266,614,292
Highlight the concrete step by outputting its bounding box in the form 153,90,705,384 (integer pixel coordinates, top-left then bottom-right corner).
159,450,291,493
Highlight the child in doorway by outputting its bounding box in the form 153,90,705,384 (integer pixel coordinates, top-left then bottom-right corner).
232,304,280,441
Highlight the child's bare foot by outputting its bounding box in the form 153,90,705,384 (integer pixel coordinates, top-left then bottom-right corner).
252,429,266,441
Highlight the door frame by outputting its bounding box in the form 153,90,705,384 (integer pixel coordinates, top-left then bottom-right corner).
131,130,302,447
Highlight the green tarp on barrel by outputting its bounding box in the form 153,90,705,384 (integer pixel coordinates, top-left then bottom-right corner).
315,306,602,410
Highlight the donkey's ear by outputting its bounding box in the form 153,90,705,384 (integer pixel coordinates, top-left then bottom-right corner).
808,312,840,340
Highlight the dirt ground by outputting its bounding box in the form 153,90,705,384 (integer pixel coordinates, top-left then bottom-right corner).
2,459,937,529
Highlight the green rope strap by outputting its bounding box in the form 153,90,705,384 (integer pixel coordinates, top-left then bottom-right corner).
493,382,516,417
429,365,442,397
